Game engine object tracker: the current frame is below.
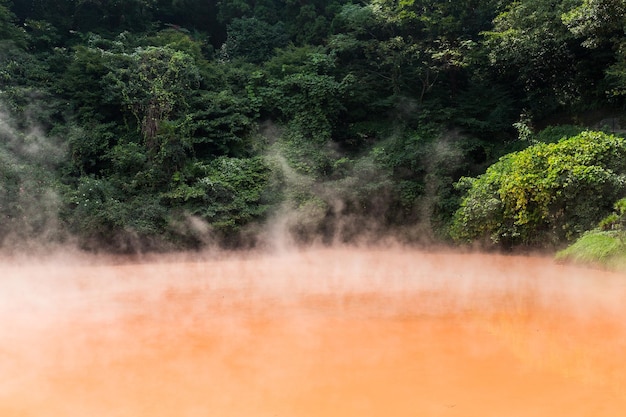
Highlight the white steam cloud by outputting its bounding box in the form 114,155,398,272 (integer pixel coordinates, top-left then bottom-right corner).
0,103,67,252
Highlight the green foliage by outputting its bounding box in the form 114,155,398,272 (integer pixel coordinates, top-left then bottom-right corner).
23,19,63,49
219,17,288,63
62,175,171,251
606,49,626,98
141,29,209,64
598,197,626,231
0,107,66,248
0,42,64,126
62,153,272,250
562,0,626,48
164,156,271,232
482,0,582,114
65,122,117,175
4,0,626,252
217,0,343,45
261,48,348,147
452,131,626,247
535,124,586,143
453,80,517,137
186,88,260,157
0,1,26,47
0,158,63,246
266,72,346,140
216,0,254,23
288,4,330,45
560,0,626,104
59,44,118,124
328,0,494,136
103,45,200,147
369,0,500,39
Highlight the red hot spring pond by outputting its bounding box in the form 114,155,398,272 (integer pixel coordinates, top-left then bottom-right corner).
1,247,626,416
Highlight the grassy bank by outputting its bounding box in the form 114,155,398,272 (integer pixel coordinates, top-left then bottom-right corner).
556,231,626,271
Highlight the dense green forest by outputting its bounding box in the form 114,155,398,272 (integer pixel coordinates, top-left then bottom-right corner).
1,0,626,253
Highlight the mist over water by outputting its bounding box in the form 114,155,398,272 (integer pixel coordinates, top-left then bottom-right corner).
2,246,626,416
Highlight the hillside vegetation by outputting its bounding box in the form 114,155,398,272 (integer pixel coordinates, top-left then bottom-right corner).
1,0,625,253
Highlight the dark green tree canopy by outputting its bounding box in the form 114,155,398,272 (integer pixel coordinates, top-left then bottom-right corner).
2,0,626,252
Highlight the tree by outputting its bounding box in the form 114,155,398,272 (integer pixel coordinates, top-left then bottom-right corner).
482,0,582,116
562,0,626,101
0,0,26,46
219,17,288,63
562,0,626,48
103,45,200,152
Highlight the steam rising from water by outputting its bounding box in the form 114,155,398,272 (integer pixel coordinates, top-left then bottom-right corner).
2,247,626,416
0,105,66,250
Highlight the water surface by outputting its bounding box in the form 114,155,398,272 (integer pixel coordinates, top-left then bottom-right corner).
2,248,625,416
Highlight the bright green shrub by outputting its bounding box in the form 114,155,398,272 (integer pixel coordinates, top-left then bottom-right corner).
451,131,626,247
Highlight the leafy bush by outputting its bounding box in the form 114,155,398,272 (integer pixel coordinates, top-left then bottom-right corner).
62,175,169,251
164,156,271,233
451,131,626,247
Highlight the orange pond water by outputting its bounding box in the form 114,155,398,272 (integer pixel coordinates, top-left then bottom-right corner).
1,247,626,416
